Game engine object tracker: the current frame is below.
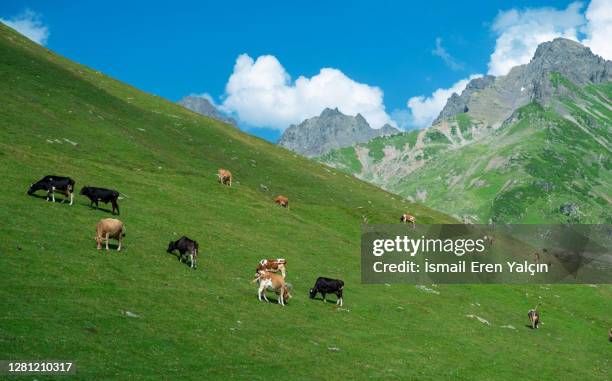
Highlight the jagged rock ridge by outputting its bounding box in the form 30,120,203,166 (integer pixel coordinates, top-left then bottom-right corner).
178,96,238,128
278,108,399,157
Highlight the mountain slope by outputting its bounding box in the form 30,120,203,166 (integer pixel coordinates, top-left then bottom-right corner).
178,95,238,127
278,108,399,157
0,25,610,381
320,39,612,223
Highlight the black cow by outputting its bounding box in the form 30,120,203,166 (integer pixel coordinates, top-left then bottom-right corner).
80,186,120,215
27,175,75,205
167,236,199,269
309,277,344,306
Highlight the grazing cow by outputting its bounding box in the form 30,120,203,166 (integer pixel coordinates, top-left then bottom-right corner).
80,186,120,215
533,251,541,264
28,175,75,205
400,213,416,228
167,236,199,269
528,308,540,329
218,169,232,186
309,277,344,306
252,271,291,306
256,258,286,278
609,328,612,342
275,195,289,209
95,218,125,251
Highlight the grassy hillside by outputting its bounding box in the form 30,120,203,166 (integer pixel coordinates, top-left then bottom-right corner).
319,78,611,224
0,24,610,380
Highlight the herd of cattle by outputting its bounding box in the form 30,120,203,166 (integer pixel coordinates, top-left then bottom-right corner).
26,172,567,332
26,172,346,308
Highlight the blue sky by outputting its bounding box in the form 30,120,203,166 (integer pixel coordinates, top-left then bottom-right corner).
2,0,609,141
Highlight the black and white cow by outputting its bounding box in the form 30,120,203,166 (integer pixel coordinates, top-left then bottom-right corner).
27,175,75,205
80,186,120,215
309,277,344,306
528,309,540,329
167,236,199,269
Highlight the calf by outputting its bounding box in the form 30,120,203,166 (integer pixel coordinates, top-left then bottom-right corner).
252,271,291,306
528,308,540,329
256,258,286,278
218,169,232,186
95,218,125,251
167,236,199,269
80,186,120,214
309,277,344,307
275,195,289,209
28,175,75,205
400,213,416,228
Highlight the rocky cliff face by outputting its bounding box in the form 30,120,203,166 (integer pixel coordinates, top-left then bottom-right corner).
278,108,399,157
178,96,238,127
434,38,612,128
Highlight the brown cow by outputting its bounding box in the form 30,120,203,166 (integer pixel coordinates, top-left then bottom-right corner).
218,169,232,186
400,213,416,228
256,258,286,278
275,195,289,209
252,271,292,306
95,218,125,251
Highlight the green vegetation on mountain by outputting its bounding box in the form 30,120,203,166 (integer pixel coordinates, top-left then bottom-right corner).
0,25,610,381
320,65,611,224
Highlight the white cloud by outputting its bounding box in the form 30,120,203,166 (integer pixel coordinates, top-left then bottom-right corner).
488,2,585,76
432,37,463,71
582,0,612,59
403,0,612,130
220,54,395,130
405,74,482,129
0,9,49,45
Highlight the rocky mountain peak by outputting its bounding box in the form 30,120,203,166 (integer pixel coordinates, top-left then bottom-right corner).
320,107,342,118
178,96,238,128
433,38,612,128
278,108,399,157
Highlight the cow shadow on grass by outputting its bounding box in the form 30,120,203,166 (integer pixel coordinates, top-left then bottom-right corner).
310,296,340,304
98,243,122,251
28,193,71,203
84,203,116,215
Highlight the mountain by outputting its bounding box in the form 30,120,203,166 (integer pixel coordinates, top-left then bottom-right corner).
1,24,610,380
319,38,611,224
278,107,399,157
178,95,238,127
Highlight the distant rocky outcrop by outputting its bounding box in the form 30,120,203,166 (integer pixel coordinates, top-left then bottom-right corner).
178,96,238,127
278,108,399,157
433,38,612,127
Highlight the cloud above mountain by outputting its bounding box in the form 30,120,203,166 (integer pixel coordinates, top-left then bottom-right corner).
0,9,49,45
220,54,396,130
488,2,585,76
432,37,464,71
404,75,483,129
404,0,612,130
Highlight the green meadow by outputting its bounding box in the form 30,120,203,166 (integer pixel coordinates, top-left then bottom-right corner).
0,24,610,380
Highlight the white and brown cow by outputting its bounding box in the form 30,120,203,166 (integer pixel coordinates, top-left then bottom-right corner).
256,258,286,278
252,271,292,306
400,213,416,228
217,169,232,186
95,218,125,251
275,195,289,209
